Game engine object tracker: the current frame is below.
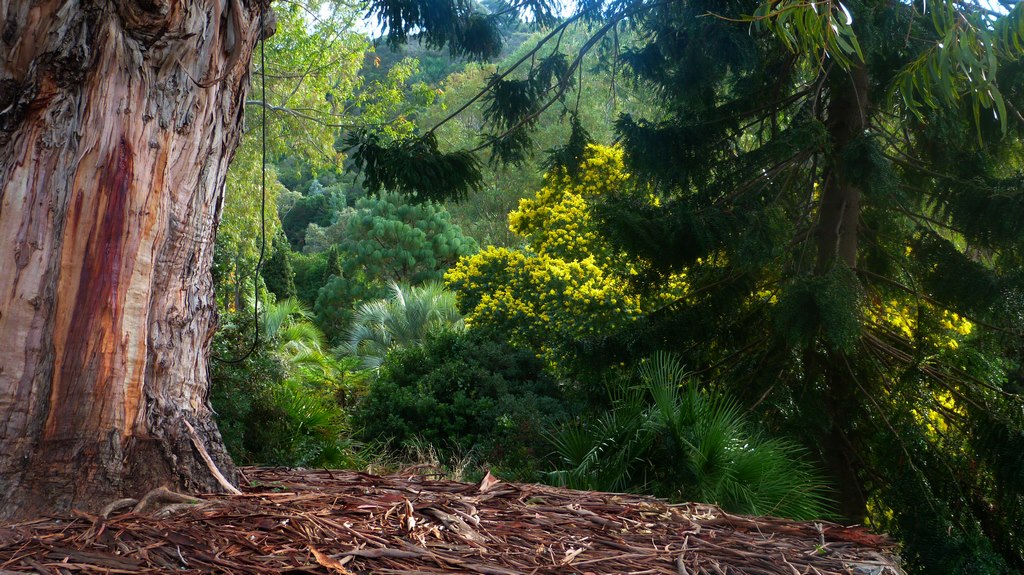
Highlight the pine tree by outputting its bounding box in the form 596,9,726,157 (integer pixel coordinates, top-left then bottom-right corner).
263,231,297,300
579,4,1024,570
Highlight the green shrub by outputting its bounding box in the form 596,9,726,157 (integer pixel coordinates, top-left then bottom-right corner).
291,250,331,307
353,328,577,479
338,192,478,286
281,190,344,249
210,308,358,468
309,193,476,344
210,311,284,462
314,274,362,344
263,231,297,300
549,352,832,520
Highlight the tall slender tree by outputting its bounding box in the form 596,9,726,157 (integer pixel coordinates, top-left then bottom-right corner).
581,5,1024,570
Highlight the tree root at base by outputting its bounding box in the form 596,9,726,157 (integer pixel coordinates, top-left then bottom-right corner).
132,486,201,514
100,498,139,518
99,487,203,519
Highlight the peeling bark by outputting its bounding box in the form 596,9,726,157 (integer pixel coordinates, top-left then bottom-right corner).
0,0,271,519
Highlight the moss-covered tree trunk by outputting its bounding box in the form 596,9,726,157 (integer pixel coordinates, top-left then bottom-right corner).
0,0,271,519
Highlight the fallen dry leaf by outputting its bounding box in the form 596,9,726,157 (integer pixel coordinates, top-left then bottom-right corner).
478,470,501,493
310,546,354,574
0,468,904,575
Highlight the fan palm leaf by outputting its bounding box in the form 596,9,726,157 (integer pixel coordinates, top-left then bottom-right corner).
343,281,464,370
549,353,832,519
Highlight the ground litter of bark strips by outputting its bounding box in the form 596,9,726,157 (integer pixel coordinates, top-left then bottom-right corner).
0,467,904,575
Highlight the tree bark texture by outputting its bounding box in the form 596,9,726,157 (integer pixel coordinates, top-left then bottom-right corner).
814,65,871,524
815,64,869,273
0,0,270,519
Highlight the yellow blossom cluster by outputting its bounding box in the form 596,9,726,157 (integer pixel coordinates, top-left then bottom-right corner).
864,298,973,350
857,287,975,463
445,144,687,369
912,390,965,439
445,246,641,338
508,145,629,267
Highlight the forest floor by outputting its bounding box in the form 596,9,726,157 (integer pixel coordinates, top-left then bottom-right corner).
0,467,904,575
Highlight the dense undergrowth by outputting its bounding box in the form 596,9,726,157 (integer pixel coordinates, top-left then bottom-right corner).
209,1,1024,571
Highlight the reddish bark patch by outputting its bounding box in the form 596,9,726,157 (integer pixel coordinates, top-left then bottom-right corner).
47,137,134,440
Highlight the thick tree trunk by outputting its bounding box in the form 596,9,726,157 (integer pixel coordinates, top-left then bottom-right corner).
0,0,271,519
814,65,870,524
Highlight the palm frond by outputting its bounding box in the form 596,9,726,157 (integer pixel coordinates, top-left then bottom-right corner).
342,281,464,370
262,298,313,340
548,352,833,519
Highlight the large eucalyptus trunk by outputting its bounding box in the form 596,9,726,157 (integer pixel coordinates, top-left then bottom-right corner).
0,0,271,519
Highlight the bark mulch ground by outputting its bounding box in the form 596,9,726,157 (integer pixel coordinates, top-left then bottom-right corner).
0,467,904,575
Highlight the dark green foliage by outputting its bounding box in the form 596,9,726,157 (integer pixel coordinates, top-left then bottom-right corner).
346,131,482,201
210,310,355,468
353,329,577,478
367,0,555,62
371,0,507,60
340,192,478,284
773,264,864,352
276,156,317,193
861,388,1023,574
456,13,504,61
311,193,474,342
210,312,285,462
477,53,574,164
326,246,343,277
359,11,536,87
291,250,333,307
967,408,1024,565
543,114,593,177
549,353,832,520
914,233,1003,316
263,231,297,300
839,135,898,200
314,274,363,345
880,460,1010,573
343,281,464,370
311,193,473,340
281,191,343,249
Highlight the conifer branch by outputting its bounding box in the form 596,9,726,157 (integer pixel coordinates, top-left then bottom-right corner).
468,8,631,154
428,0,675,147
842,350,939,498
424,12,587,137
